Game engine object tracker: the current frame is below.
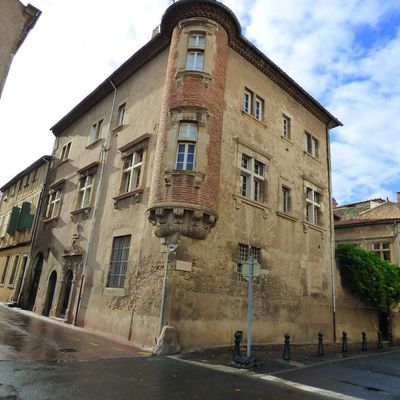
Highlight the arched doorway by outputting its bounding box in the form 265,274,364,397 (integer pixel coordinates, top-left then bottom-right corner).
60,270,73,316
26,253,43,311
43,271,57,317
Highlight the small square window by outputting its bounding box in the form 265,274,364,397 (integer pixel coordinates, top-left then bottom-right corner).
282,186,291,213
88,119,103,144
304,132,319,158
283,114,291,139
179,122,198,140
61,142,71,162
188,33,205,48
117,103,126,127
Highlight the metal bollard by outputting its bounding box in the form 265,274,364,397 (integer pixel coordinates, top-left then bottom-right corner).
233,331,243,360
317,332,325,356
389,331,394,347
377,331,383,350
361,332,368,351
341,331,349,356
283,333,291,361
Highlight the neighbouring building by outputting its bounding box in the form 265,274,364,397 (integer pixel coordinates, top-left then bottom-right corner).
0,156,51,304
0,0,41,98
334,194,400,340
24,0,351,349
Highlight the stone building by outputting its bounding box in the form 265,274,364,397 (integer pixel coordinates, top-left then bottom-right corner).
25,0,347,349
0,156,51,304
0,0,41,98
334,194,400,340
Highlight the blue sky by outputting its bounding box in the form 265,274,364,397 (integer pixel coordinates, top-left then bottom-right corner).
1,0,399,205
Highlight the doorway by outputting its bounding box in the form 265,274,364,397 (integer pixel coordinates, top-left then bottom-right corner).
43,271,57,317
26,253,43,310
60,270,73,316
378,311,389,341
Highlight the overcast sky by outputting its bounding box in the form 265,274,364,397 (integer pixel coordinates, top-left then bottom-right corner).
1,0,399,205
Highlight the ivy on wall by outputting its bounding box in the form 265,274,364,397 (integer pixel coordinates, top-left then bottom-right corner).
336,244,400,312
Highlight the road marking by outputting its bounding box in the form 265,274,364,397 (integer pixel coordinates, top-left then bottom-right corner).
137,351,152,356
89,342,99,346
68,336,81,342
112,347,124,352
172,358,363,400
259,375,363,400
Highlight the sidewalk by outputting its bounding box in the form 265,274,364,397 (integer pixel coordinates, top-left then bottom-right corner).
178,341,400,374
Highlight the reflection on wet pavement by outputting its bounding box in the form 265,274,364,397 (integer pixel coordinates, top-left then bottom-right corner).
0,304,151,362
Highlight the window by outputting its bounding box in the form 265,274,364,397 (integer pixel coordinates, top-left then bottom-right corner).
372,242,391,261
0,212,11,238
255,96,263,120
107,235,131,288
8,255,19,286
243,89,264,121
175,122,198,171
282,186,292,214
10,185,16,197
304,132,319,158
32,168,38,182
117,103,126,127
24,173,30,187
77,174,94,209
46,189,62,219
121,151,143,193
176,143,196,171
61,142,71,162
0,257,10,284
237,244,261,283
240,154,265,202
186,33,205,71
305,187,322,225
88,119,103,144
283,114,291,139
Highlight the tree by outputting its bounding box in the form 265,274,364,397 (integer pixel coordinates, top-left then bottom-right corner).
336,244,400,312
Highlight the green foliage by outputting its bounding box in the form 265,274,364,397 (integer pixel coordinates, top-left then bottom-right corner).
336,244,400,312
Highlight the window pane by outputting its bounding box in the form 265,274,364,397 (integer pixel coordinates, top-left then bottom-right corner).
179,123,197,139
195,52,204,71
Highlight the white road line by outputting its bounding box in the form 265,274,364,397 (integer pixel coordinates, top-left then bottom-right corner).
173,357,363,400
259,375,363,400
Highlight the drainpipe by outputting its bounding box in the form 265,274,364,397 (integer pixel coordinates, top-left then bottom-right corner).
326,124,337,342
18,155,52,306
74,80,117,326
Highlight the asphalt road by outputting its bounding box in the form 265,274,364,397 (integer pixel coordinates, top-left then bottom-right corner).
1,304,400,399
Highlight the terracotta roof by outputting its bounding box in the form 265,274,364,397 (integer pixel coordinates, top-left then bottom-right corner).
335,198,387,209
335,217,400,228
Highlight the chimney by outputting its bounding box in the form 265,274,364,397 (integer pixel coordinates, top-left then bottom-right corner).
397,192,400,203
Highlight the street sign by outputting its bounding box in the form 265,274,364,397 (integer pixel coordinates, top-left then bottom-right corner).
241,260,261,280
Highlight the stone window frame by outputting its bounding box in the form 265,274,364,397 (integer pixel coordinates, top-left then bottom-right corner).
235,138,270,205
60,141,72,163
113,133,150,203
71,162,99,215
176,18,218,81
372,242,391,261
282,113,292,140
87,118,104,146
44,179,66,223
163,107,208,188
304,131,319,159
243,87,265,122
304,182,323,227
236,243,261,284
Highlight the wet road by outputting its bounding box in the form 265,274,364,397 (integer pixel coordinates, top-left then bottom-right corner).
0,304,333,399
0,304,150,362
0,357,331,400
278,350,400,400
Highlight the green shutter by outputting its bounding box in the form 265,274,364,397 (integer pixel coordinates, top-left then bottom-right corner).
7,207,20,235
17,202,34,231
